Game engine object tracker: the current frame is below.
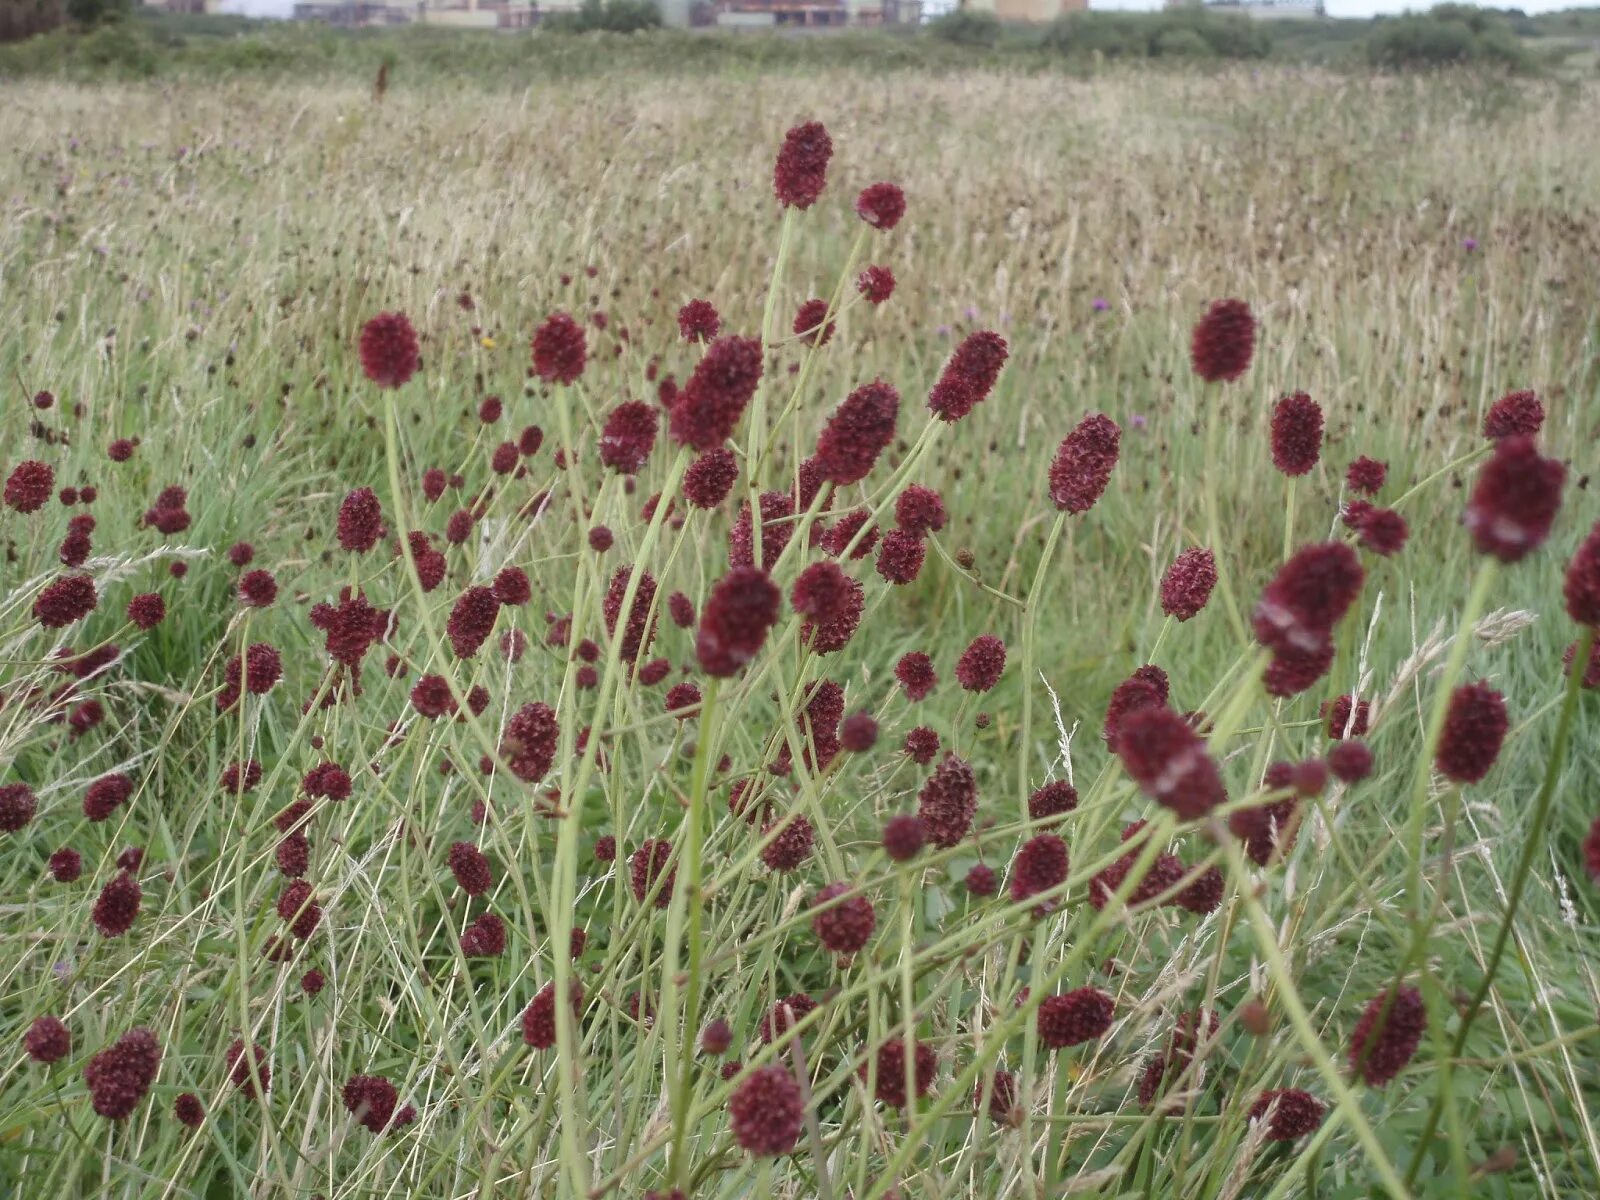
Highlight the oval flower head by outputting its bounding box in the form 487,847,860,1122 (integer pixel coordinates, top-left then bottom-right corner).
1115,706,1226,820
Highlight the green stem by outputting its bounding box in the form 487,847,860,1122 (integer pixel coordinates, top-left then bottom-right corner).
1019,511,1069,810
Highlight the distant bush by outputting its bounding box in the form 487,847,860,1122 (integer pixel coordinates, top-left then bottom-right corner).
1039,10,1270,61
65,0,129,27
1364,7,1531,70
545,0,661,34
926,9,1001,48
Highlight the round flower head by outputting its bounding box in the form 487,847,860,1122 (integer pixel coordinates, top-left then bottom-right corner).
917,753,978,848
359,312,420,388
1463,435,1565,563
1270,392,1323,477
895,652,937,701
1355,506,1408,557
174,1092,204,1127
0,783,38,833
1263,641,1335,699
1102,667,1169,751
26,1015,71,1064
277,880,322,939
904,726,939,764
446,586,499,659
761,813,816,872
876,528,926,585
1249,1089,1324,1141
83,772,133,823
666,682,702,717
92,871,141,936
683,447,739,508
855,182,906,230
839,711,877,752
1346,456,1387,495
1116,706,1226,820
1009,833,1069,906
501,701,558,783
792,298,835,348
822,507,877,560
791,560,853,627
863,1036,936,1108
521,981,583,1051
759,993,818,1043
49,847,82,882
127,592,166,630
814,380,899,486
677,298,720,343
237,568,277,608
857,264,895,305
1436,683,1508,784
337,487,383,553
669,335,763,452
729,1065,805,1156
630,838,675,908
447,841,492,896
1253,542,1364,657
531,311,587,385
461,911,508,957
727,491,794,573
225,1039,271,1097
1229,785,1299,867
343,1073,400,1131
84,1028,161,1120
5,461,54,514
1159,546,1217,620
1175,864,1224,914
598,401,658,474
1037,988,1114,1049
772,120,832,210
1564,521,1600,626
1189,298,1255,383
701,1019,733,1057
1049,414,1121,513
1327,739,1373,783
928,331,1008,423
1349,984,1425,1086
1483,389,1543,439
1028,780,1079,824
1322,694,1371,739
965,862,998,896
955,634,1006,693
812,882,875,954
895,485,947,538
35,574,97,628
882,813,926,861
696,567,781,677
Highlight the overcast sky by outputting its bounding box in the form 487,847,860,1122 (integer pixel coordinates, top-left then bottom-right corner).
216,0,1591,19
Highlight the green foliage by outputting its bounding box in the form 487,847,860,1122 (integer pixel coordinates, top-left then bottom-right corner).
1364,6,1532,71
64,0,128,26
1038,9,1270,61
545,0,662,34
926,8,1001,48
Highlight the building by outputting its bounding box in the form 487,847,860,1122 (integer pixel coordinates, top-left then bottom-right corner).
963,0,1084,23
292,0,539,25
710,0,919,27
1166,0,1325,17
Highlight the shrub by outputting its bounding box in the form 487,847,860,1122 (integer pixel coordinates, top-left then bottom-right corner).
927,9,1000,48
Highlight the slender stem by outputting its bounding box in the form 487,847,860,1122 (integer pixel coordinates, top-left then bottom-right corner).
1282,475,1297,564
1403,624,1595,1187
1019,511,1068,812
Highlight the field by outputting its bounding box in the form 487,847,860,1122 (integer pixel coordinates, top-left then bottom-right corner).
2,65,1599,1199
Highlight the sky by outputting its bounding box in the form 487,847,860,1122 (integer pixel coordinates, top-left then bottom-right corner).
215,0,1592,19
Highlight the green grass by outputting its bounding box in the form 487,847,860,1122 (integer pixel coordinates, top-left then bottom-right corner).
1,66,1598,1199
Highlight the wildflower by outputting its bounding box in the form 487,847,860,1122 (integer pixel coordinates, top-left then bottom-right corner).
677,298,720,343
225,1039,271,1097
1248,1089,1324,1141
1049,414,1121,513
594,835,617,863
864,1037,937,1108
701,1019,733,1057
822,507,877,559
1436,683,1508,784
92,871,141,936
759,994,817,1042
599,402,658,474
761,815,815,872
728,491,794,572
1160,548,1217,621
237,569,277,607
83,773,133,822
337,488,383,553
839,711,877,752
1483,389,1543,439
1037,988,1114,1049
1323,695,1370,739
630,839,675,907
521,982,583,1050
1253,542,1364,657
1263,641,1335,698
812,882,875,954
876,529,926,585
855,182,906,229
669,336,763,452
858,265,895,305
302,762,351,801
6,460,54,513
1346,456,1387,495
772,120,832,210
1463,435,1565,563
343,1074,400,1131
965,863,998,896
793,298,835,348
896,652,937,700
84,1028,161,1119
1584,816,1600,884
460,911,508,957
1009,833,1069,905
814,381,899,486
729,1065,805,1156
882,814,926,861
1102,667,1169,751
918,753,978,848
894,486,946,538
955,635,1006,692
448,842,492,896
928,331,1008,423
49,847,82,882
127,593,166,629
1327,739,1373,783
1356,507,1408,556
359,312,420,388
502,701,559,783
1116,707,1226,820
108,439,136,462
901,727,939,765
1174,865,1224,914
35,575,97,628
1564,522,1600,625
1189,299,1254,383
696,567,781,677
602,567,658,665
25,1016,70,1064
684,448,739,508
531,312,586,384
173,1092,204,1127
446,586,499,659
0,784,38,833
1349,985,1426,1086
1270,393,1323,476
1229,781,1299,867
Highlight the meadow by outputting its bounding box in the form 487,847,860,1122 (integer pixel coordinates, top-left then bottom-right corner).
1,65,1599,1199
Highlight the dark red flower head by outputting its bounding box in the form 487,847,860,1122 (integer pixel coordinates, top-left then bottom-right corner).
1028,780,1078,824
337,487,383,553
928,331,1008,423
446,586,500,659
684,448,739,509
730,1065,805,1156
882,813,926,861
599,402,658,474
237,569,277,608
1160,547,1217,621
127,592,166,630
501,701,558,783
1483,389,1543,439
493,566,531,606
35,574,97,628
677,298,720,343
602,566,658,664
727,491,794,573
25,1015,71,1063
1354,506,1409,557
1253,542,1364,657
839,710,877,752
792,298,835,348
1116,706,1226,820
1322,694,1370,739
1037,988,1114,1049
760,814,815,872
1189,298,1255,383
1270,392,1322,477
1559,525,1600,634
812,882,875,954
83,772,133,823
1049,414,1121,513
1436,683,1508,784
343,1073,401,1131
630,838,675,907
1009,833,1069,905
1248,1089,1324,1141
92,871,141,936
895,485,946,537
447,841,492,896
1327,739,1373,783
896,651,937,701
670,335,763,452
1102,667,1169,751
84,1028,161,1119
863,1036,936,1107
461,911,508,957
0,783,38,833
876,528,926,585
955,634,1006,693
1463,435,1565,563
225,1039,271,1097
696,567,781,677
1346,456,1387,495
1349,985,1425,1086
759,993,817,1043
173,1092,204,1127
857,265,895,305
772,121,832,210
359,312,420,389
814,380,899,486
5,461,53,514
917,753,978,848
965,862,998,896
531,312,587,385
49,847,82,882
855,182,906,230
